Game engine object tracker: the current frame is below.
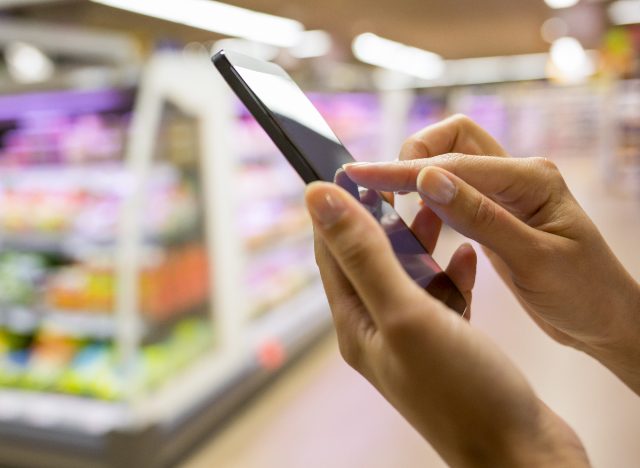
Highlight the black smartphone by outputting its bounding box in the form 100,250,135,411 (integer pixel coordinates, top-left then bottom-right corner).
212,49,466,315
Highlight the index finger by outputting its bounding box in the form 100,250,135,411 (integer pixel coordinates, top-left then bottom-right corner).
400,114,507,161
343,154,536,198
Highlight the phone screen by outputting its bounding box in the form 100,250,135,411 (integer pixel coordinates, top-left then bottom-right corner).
215,51,466,314
232,65,353,181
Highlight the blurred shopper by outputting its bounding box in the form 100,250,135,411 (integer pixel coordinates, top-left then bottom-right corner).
304,114,639,467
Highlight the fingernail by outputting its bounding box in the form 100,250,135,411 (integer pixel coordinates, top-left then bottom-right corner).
342,161,389,170
307,189,345,227
342,162,369,169
417,168,456,205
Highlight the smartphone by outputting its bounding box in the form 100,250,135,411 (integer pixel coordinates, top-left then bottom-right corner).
212,49,466,315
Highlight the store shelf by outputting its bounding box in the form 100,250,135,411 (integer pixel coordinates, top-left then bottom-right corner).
2,307,115,338
0,389,130,435
1,305,209,342
0,278,330,468
247,278,329,349
0,236,81,257
245,224,312,255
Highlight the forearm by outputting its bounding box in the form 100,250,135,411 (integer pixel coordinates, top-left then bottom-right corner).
435,400,590,468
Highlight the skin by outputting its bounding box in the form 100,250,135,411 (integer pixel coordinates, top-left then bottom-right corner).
304,114,640,466
344,114,640,394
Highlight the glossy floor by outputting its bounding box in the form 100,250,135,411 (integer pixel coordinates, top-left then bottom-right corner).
183,157,640,468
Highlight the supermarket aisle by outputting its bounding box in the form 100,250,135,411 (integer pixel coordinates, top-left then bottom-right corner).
183,156,640,468
182,335,440,468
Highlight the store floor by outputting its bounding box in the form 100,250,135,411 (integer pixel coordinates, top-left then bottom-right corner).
183,157,640,468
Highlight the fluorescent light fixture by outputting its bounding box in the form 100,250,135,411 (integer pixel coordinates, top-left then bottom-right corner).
608,0,640,25
352,32,444,80
90,0,304,47
549,36,594,83
371,52,552,89
0,18,140,64
213,38,279,61
0,0,62,7
544,0,579,8
289,30,332,58
402,49,598,89
5,41,54,83
445,53,550,85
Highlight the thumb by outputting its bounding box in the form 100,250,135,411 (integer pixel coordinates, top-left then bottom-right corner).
416,166,541,273
305,181,429,329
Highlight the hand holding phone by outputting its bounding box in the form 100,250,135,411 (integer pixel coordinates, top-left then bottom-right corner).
212,49,466,315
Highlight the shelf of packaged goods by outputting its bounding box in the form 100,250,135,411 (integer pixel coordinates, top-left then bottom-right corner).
1,307,116,339
246,267,319,320
0,315,214,433
0,301,330,468
242,203,312,253
0,389,131,435
0,279,329,436
0,229,202,257
137,278,330,427
245,225,313,256
0,235,92,257
246,278,329,354
237,170,305,203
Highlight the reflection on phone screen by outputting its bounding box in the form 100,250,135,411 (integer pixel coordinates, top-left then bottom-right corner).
334,170,466,315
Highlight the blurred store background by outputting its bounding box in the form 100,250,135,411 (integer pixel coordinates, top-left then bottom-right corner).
0,0,638,467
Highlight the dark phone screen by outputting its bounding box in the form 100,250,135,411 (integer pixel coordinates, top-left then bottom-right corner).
231,63,466,314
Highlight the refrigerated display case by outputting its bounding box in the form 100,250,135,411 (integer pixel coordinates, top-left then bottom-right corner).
609,79,640,193
0,53,334,468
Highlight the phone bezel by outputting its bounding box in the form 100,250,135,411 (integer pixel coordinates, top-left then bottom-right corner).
213,50,321,184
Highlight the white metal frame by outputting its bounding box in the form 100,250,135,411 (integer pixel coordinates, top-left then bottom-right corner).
115,52,247,422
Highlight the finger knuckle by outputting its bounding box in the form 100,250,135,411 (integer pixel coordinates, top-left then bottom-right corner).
531,156,558,173
336,334,362,369
333,227,382,271
472,195,498,228
450,113,476,130
530,156,562,180
401,134,430,159
403,158,427,185
530,157,567,191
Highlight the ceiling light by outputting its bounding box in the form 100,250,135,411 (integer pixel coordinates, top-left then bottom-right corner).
544,0,579,8
549,36,594,83
352,33,444,81
5,41,54,83
289,30,332,59
541,17,569,43
212,38,279,61
608,0,640,25
445,53,550,85
90,0,304,47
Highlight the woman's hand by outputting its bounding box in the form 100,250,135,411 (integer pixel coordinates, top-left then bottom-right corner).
343,114,640,394
305,181,588,467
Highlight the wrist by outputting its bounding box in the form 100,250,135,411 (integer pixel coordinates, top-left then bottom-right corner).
453,401,589,468
584,279,640,394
